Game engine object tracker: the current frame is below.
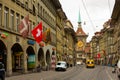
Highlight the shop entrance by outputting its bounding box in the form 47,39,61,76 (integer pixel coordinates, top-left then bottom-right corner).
11,43,23,72
38,48,44,68
46,50,50,70
0,40,7,70
26,46,35,70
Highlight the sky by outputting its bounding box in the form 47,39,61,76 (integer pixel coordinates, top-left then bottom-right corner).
59,0,115,42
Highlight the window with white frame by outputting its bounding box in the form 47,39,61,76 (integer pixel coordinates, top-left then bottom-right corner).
16,13,20,32
4,7,9,28
0,4,2,26
10,10,14,30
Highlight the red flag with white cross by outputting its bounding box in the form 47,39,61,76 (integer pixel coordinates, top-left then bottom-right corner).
18,14,29,38
97,53,101,58
31,22,42,43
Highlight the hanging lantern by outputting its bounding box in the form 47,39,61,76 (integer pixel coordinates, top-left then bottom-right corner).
1,34,6,38
52,47,56,50
39,42,44,47
1,32,8,38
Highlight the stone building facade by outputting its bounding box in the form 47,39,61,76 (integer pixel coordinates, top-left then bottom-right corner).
90,0,120,66
0,0,57,76
75,12,88,63
0,0,77,76
111,0,120,62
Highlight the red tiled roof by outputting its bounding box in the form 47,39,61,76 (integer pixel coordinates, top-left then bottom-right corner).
76,27,86,35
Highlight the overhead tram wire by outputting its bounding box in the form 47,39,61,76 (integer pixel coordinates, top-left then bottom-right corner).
108,0,111,13
107,0,112,17
81,0,96,32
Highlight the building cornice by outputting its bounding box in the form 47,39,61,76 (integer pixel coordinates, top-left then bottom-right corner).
111,0,120,24
51,0,61,9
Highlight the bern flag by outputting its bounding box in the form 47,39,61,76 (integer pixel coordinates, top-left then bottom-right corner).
18,14,29,38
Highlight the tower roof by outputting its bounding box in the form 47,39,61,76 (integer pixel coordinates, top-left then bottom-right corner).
76,27,86,36
78,9,81,23
76,10,87,36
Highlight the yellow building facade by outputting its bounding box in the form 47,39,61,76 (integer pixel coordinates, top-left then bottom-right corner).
0,0,57,76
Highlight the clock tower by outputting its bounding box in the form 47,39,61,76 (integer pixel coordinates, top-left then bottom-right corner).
75,10,88,63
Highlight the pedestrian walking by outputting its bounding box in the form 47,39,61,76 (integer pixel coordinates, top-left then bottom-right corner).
112,60,118,73
116,59,120,80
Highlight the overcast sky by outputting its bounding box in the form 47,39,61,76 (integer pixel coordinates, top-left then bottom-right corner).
59,0,115,42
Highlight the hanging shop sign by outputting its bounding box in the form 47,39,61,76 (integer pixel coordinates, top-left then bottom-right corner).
51,54,56,69
39,42,44,47
52,47,56,50
15,52,23,56
0,32,8,38
27,40,35,45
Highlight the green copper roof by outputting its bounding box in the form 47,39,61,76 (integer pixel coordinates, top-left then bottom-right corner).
78,9,81,23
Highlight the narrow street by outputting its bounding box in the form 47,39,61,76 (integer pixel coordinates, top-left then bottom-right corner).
0,0,119,80
6,65,119,80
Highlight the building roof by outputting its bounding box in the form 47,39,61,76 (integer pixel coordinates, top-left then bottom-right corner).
76,10,87,36
76,24,87,36
111,0,120,25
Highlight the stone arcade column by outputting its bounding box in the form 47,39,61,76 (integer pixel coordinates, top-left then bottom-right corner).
6,44,12,76
22,47,28,73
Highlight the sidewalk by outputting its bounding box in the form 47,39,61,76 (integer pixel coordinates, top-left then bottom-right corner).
5,67,74,80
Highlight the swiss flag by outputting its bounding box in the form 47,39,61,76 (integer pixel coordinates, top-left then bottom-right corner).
31,22,42,43
18,15,29,38
97,53,100,58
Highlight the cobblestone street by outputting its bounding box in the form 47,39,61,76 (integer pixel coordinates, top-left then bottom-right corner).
5,66,119,80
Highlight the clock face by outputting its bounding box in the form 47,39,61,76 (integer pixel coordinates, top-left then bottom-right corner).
77,41,83,47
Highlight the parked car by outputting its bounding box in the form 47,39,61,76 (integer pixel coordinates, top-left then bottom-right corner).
0,62,5,80
76,61,83,65
55,61,67,71
116,60,120,79
86,59,95,68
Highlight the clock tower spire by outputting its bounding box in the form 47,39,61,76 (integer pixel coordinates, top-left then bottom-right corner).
75,9,88,63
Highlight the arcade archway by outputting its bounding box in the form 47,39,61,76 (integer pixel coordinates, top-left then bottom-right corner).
38,48,44,67
46,50,50,68
0,40,7,70
11,43,23,72
26,46,35,70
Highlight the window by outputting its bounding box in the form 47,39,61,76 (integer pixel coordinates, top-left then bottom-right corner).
33,5,35,15
31,22,35,36
4,7,9,28
0,4,2,26
40,6,42,15
43,26,47,32
32,22,35,30
25,2,28,8
16,13,20,32
10,10,14,30
38,3,39,15
43,9,44,17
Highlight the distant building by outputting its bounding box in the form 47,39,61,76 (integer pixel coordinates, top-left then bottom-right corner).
75,11,88,63
111,0,120,61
